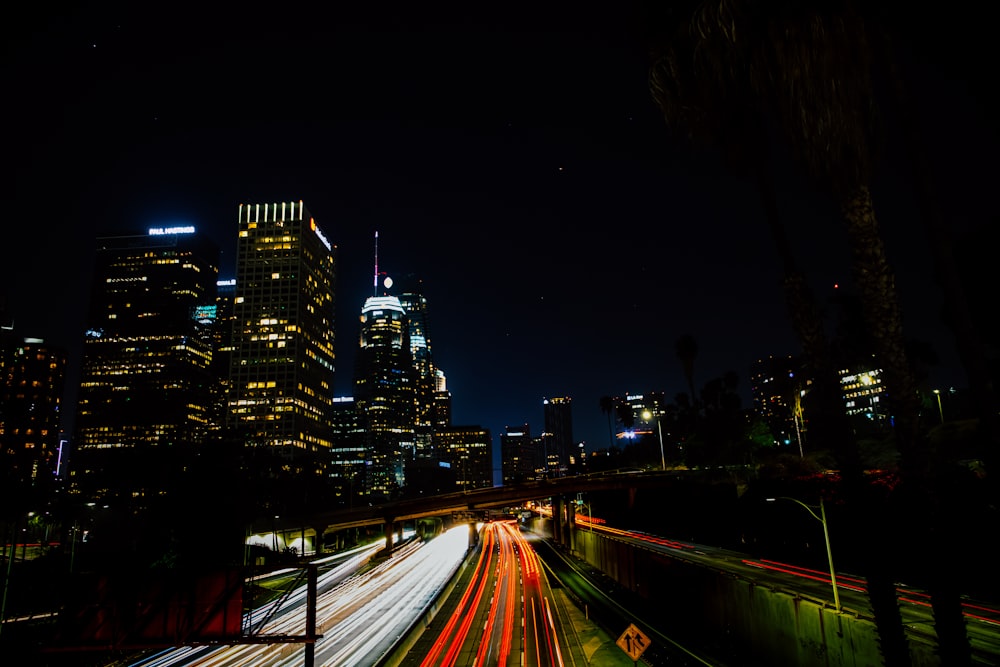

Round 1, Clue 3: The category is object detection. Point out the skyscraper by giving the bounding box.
[542,396,573,476]
[228,201,336,469]
[328,395,366,506]
[501,423,535,485]
[354,292,415,499]
[1,337,67,490]
[432,368,452,430]
[423,425,492,492]
[394,274,435,456]
[72,227,219,505]
[207,278,237,433]
[750,355,803,450]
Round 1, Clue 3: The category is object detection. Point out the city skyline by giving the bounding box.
[3,3,995,454]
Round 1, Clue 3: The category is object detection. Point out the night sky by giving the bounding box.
[3,3,996,454]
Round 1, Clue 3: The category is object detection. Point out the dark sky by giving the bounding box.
[3,2,996,453]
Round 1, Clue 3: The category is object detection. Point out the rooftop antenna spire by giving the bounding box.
[373,231,379,296]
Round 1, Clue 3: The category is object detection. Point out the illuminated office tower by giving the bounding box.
[750,355,803,449]
[206,278,237,432]
[329,396,366,506]
[542,396,573,477]
[436,425,493,490]
[432,368,452,429]
[393,275,436,455]
[354,293,415,500]
[228,201,336,469]
[73,227,219,506]
[839,366,889,425]
[1,337,67,490]
[501,423,535,485]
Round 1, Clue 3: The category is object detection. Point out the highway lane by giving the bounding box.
[407,520,569,667]
[129,526,470,667]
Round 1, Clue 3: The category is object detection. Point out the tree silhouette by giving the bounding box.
[599,395,617,449]
[641,2,964,661]
[674,334,699,411]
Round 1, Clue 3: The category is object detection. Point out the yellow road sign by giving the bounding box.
[616,623,651,661]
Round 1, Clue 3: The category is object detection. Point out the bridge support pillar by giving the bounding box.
[384,521,395,552]
[552,497,564,545]
[468,521,479,548]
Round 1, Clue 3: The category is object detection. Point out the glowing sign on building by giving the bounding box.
[310,219,331,251]
[193,305,217,324]
[148,226,196,236]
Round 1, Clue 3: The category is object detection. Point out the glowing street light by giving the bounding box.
[641,409,666,471]
[933,389,945,425]
[767,496,841,613]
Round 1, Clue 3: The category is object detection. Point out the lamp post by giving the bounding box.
[933,389,945,425]
[767,496,841,612]
[641,410,666,471]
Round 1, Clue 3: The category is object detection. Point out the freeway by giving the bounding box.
[125,511,1000,666]
[405,520,568,667]
[128,527,469,667]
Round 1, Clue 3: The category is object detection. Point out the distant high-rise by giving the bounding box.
[208,278,237,432]
[73,227,219,505]
[839,366,889,425]
[542,396,573,476]
[1,337,67,489]
[329,396,366,506]
[422,424,493,492]
[501,423,535,485]
[750,355,802,450]
[354,293,415,499]
[394,274,436,456]
[228,201,336,466]
[432,369,452,429]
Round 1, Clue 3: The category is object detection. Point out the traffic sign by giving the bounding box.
[616,623,651,661]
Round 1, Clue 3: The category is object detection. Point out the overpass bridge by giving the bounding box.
[250,467,750,556]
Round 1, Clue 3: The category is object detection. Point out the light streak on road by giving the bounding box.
[418,525,496,667]
[571,511,1000,628]
[130,527,469,667]
[415,520,565,667]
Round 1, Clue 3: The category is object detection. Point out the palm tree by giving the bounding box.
[599,395,617,449]
[674,334,699,409]
[648,7,858,476]
[868,13,1000,473]
[616,400,635,432]
[649,2,970,662]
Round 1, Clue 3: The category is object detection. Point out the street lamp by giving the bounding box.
[933,389,944,425]
[767,496,841,613]
[641,410,666,471]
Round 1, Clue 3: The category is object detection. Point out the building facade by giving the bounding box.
[354,294,415,499]
[501,423,535,485]
[432,369,452,430]
[396,280,435,456]
[1,337,67,491]
[72,227,219,505]
[328,396,367,507]
[750,354,804,450]
[227,201,336,469]
[542,396,573,476]
[433,425,493,491]
[839,366,889,426]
